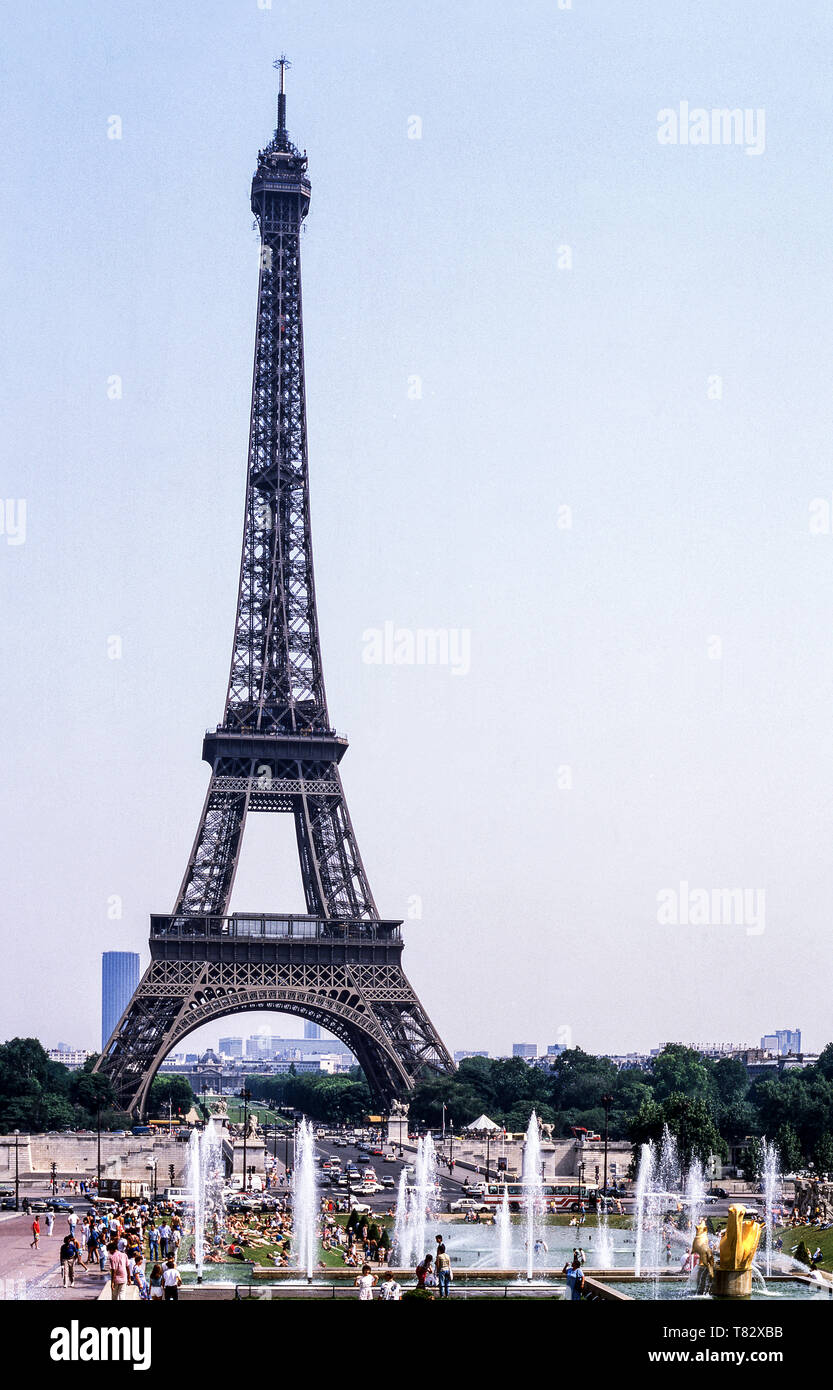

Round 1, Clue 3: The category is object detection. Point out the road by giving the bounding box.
[308,1133,474,1215]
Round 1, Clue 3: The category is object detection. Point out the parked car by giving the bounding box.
[707,1187,729,1199]
[46,1198,75,1212]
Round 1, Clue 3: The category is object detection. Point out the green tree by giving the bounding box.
[812,1132,833,1175]
[650,1045,714,1104]
[775,1123,802,1173]
[147,1074,194,1119]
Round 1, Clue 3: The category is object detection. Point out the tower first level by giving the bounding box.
[101,916,450,1117]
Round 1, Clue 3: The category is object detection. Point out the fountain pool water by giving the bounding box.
[522,1112,545,1280]
[761,1138,782,1277]
[392,1133,439,1269]
[186,1118,226,1281]
[497,1184,512,1269]
[292,1117,318,1280]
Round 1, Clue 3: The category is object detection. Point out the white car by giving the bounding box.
[449,1197,489,1213]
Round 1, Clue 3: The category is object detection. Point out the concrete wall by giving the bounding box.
[0,1134,188,1183]
[406,1134,633,1182]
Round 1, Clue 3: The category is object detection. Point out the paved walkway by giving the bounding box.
[0,1211,108,1302]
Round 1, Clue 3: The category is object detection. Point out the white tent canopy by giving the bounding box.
[464,1114,501,1132]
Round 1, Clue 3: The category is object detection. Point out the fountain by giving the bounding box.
[187,1118,227,1283]
[522,1112,545,1280]
[392,1168,412,1266]
[392,1133,439,1269]
[761,1138,781,1277]
[497,1184,512,1269]
[291,1117,318,1281]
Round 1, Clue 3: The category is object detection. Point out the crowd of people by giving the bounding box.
[26,1195,189,1301]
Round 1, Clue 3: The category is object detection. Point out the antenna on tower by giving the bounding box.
[273,54,291,139]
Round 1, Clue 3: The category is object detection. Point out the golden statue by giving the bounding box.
[718,1205,762,1274]
[692,1220,715,1279]
[689,1204,763,1298]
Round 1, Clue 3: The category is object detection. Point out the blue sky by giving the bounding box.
[2,0,833,1059]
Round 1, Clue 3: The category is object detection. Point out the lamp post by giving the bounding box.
[240,1088,251,1188]
[14,1130,19,1211]
[96,1103,102,1193]
[601,1094,613,1201]
[486,1131,491,1183]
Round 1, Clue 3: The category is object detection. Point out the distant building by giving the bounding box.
[246,1034,272,1059]
[219,1037,243,1058]
[304,1022,322,1039]
[101,952,140,1051]
[547,1044,567,1057]
[761,1029,801,1056]
[46,1046,95,1069]
[454,1050,489,1062]
[513,1043,538,1060]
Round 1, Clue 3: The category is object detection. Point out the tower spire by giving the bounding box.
[273,54,291,140]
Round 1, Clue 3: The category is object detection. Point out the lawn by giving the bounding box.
[777,1224,833,1270]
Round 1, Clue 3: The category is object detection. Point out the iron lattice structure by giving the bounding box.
[95,73,454,1116]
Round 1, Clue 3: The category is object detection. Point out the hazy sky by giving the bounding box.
[3,1,833,1062]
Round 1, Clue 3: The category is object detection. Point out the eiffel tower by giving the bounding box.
[96,61,454,1116]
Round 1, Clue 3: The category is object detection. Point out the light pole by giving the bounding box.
[601,1094,613,1201]
[240,1088,251,1187]
[96,1103,102,1192]
[486,1131,491,1183]
[14,1130,19,1211]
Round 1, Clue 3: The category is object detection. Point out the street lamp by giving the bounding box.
[96,1103,102,1192]
[601,1094,613,1201]
[486,1131,491,1183]
[13,1130,19,1211]
[240,1088,251,1187]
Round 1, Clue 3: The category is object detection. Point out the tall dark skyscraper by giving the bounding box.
[101,952,140,1052]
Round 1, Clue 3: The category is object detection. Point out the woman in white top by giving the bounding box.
[354,1264,377,1300]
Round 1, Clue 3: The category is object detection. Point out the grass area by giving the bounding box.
[777,1225,833,1269]
[208,1098,290,1127]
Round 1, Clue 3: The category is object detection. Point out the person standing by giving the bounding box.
[108,1242,128,1301]
[162,1259,182,1301]
[562,1256,585,1301]
[45,1211,54,1238]
[30,1215,40,1248]
[436,1243,452,1298]
[148,1264,164,1303]
[354,1264,377,1300]
[60,1234,79,1287]
[378,1270,402,1301]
